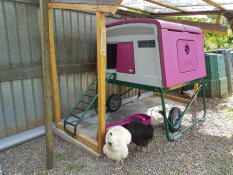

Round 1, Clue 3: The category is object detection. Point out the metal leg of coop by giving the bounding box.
[159,79,206,141]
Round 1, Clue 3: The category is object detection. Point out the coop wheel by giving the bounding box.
[107,94,121,112]
[94,100,107,114]
[168,107,182,133]
[94,100,98,113]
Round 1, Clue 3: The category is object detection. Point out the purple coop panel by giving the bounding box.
[116,42,135,74]
[159,21,206,87]
[106,19,206,88]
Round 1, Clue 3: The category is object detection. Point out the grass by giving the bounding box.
[207,156,233,174]
[66,165,77,171]
[55,152,65,160]
[41,172,48,175]
[66,164,86,172]
[219,105,233,118]
[153,134,163,140]
[203,173,214,175]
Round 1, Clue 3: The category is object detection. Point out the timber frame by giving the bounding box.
[40,0,233,169]
[119,0,233,34]
[43,1,122,156]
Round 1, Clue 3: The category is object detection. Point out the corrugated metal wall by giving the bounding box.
[0,0,140,139]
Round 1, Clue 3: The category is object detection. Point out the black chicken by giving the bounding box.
[124,120,154,151]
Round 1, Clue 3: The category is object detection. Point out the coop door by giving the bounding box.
[116,42,135,74]
[177,40,198,73]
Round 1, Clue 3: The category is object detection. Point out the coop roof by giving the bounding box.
[120,0,233,16]
[50,0,122,5]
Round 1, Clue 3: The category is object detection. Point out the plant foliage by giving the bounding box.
[167,16,233,51]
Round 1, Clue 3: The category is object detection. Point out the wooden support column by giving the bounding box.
[224,12,233,32]
[48,8,61,124]
[96,11,106,154]
[216,14,222,24]
[194,83,199,105]
[39,0,54,169]
[223,51,233,93]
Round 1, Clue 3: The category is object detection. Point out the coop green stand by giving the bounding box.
[107,73,207,141]
[63,72,206,141]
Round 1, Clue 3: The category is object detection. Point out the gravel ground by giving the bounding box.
[0,95,233,175]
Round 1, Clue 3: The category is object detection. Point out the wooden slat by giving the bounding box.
[39,0,54,169]
[166,83,189,91]
[48,3,119,13]
[0,64,96,82]
[57,122,98,152]
[96,11,106,154]
[202,0,226,10]
[144,0,186,12]
[48,9,61,124]
[155,93,189,104]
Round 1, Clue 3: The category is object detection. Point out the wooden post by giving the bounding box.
[194,83,199,104]
[223,51,233,93]
[223,13,233,93]
[48,8,61,124]
[216,14,222,24]
[96,11,106,154]
[39,0,54,169]
[224,12,233,32]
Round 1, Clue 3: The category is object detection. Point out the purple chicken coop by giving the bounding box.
[106,19,206,88]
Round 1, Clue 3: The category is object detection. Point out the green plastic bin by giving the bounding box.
[204,53,228,97]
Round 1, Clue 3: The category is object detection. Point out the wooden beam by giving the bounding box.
[202,0,226,10]
[150,10,233,16]
[117,9,227,34]
[48,9,61,124]
[144,0,186,12]
[155,17,228,34]
[56,122,98,152]
[96,11,106,154]
[216,14,222,24]
[115,0,123,6]
[39,0,54,170]
[48,3,119,13]
[202,29,226,34]
[117,9,153,18]
[155,93,189,104]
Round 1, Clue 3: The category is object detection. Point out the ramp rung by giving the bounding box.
[80,101,89,105]
[88,89,96,92]
[63,74,115,136]
[76,107,85,111]
[65,121,75,126]
[70,114,81,119]
[84,95,94,98]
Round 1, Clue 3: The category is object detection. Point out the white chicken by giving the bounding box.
[183,89,194,98]
[103,126,131,162]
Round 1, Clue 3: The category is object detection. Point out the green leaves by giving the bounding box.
[204,31,233,52]
[166,16,233,52]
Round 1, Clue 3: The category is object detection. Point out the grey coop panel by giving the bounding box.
[50,0,119,5]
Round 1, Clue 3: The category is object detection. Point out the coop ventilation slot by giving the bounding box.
[138,40,155,48]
